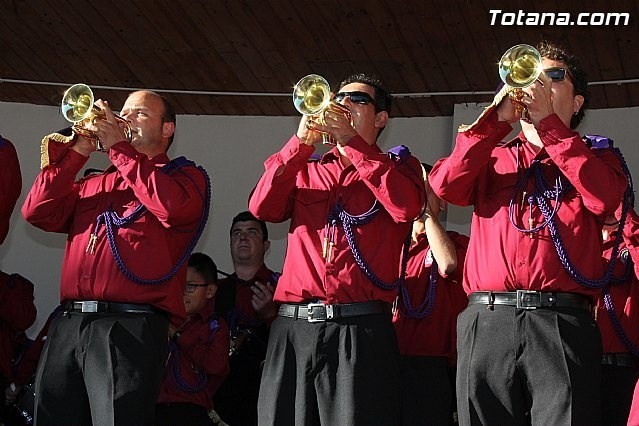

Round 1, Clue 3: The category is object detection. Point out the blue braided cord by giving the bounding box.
[399,257,439,319]
[545,148,633,288]
[509,153,632,289]
[610,249,633,284]
[168,318,220,393]
[508,161,569,235]
[537,177,627,289]
[99,163,211,285]
[602,288,639,357]
[168,340,207,392]
[329,200,409,291]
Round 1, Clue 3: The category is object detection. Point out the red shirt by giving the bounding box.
[216,264,278,327]
[0,138,22,244]
[21,140,208,320]
[595,229,639,354]
[249,135,424,304]
[393,232,469,362]
[157,299,230,409]
[0,272,36,381]
[429,111,627,300]
[629,383,639,426]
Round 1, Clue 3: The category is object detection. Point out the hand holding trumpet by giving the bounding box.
[61,84,132,156]
[496,44,556,128]
[293,74,356,147]
[298,103,357,147]
[71,100,129,156]
[497,71,555,128]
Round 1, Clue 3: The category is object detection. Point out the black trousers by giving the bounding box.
[155,402,213,426]
[257,313,401,426]
[34,311,168,426]
[399,355,453,426]
[601,363,639,425]
[214,329,267,426]
[456,304,602,426]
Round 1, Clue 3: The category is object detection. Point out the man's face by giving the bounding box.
[541,57,584,128]
[230,220,269,265]
[120,91,172,156]
[183,266,215,315]
[334,82,387,145]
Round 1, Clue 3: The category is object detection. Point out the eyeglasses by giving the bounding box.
[333,91,376,106]
[544,67,573,82]
[184,281,210,293]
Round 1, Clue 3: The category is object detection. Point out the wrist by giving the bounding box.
[297,133,314,146]
[70,144,93,157]
[424,212,441,224]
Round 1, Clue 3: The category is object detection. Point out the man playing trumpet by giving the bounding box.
[428,41,627,425]
[250,73,424,426]
[22,90,210,425]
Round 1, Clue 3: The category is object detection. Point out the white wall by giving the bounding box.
[3,100,637,335]
[0,101,451,336]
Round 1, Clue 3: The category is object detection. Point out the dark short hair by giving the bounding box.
[338,73,392,115]
[231,211,269,241]
[536,40,589,129]
[188,252,218,284]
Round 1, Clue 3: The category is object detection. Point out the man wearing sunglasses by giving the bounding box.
[249,73,424,426]
[429,41,627,425]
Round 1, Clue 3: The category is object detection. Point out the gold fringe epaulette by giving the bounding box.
[458,85,510,133]
[40,132,74,169]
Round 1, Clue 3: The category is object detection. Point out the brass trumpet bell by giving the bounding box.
[61,83,96,123]
[498,44,542,88]
[60,83,132,151]
[293,74,332,116]
[292,74,352,145]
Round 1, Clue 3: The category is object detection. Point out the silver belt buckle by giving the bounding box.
[516,290,539,310]
[307,303,334,322]
[80,301,99,313]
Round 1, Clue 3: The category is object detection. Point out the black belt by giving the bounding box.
[278,301,391,322]
[602,352,639,368]
[468,291,591,311]
[64,301,163,315]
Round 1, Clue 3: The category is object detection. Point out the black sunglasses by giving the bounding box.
[544,67,573,82]
[333,91,376,106]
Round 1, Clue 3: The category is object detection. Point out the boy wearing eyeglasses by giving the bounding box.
[156,252,230,426]
[250,73,424,426]
[429,41,627,425]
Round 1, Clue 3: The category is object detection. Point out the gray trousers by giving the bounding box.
[456,304,602,426]
[34,311,168,426]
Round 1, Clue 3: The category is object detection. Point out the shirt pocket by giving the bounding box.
[291,189,330,231]
[475,169,518,221]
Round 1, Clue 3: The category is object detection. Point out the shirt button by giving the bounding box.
[83,275,90,279]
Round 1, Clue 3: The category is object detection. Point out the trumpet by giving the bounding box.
[498,44,542,121]
[61,83,132,151]
[292,74,352,145]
